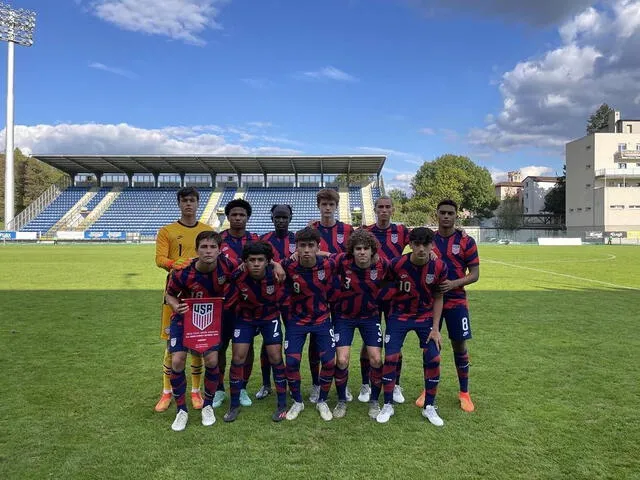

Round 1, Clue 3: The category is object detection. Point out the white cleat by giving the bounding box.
[345,386,353,402]
[422,405,444,427]
[333,401,347,419]
[316,401,333,421]
[286,401,305,421]
[201,405,216,426]
[309,384,321,404]
[171,410,189,431]
[376,403,395,424]
[393,385,405,404]
[368,401,381,420]
[358,384,371,403]
[255,385,272,399]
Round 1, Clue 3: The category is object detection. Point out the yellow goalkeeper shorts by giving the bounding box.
[160,302,173,340]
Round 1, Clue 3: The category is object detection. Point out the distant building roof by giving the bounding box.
[523,176,558,183]
[495,181,522,187]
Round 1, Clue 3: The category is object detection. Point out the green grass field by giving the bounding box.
[1,244,639,479]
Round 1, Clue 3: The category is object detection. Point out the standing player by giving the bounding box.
[154,187,213,413]
[164,231,237,431]
[308,188,354,403]
[281,227,337,421]
[332,229,390,419]
[223,241,289,422]
[256,204,296,399]
[415,199,479,412]
[214,199,260,408]
[361,195,411,404]
[375,227,448,427]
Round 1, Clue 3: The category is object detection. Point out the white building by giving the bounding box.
[566,109,640,236]
[494,170,522,201]
[522,176,558,214]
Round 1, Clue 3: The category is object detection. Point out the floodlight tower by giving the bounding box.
[0,3,35,230]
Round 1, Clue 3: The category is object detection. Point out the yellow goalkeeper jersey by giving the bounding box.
[155,221,214,271]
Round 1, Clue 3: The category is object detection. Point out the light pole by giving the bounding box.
[0,3,35,230]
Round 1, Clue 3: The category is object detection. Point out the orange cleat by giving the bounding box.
[154,392,172,412]
[415,389,426,408]
[459,392,475,412]
[191,391,204,410]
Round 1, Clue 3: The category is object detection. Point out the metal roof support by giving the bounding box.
[153,172,159,188]
[320,157,324,187]
[180,172,185,188]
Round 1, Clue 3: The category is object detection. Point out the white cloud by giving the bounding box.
[470,0,640,153]
[418,127,435,135]
[89,62,137,79]
[299,66,358,82]
[490,165,557,182]
[357,146,425,166]
[87,0,229,46]
[1,123,302,157]
[382,169,414,193]
[246,121,273,129]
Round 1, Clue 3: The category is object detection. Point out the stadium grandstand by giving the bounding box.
[12,155,386,239]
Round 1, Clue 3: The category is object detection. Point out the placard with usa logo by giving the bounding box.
[183,297,223,353]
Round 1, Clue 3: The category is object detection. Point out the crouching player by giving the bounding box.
[224,241,289,422]
[332,229,390,419]
[281,227,337,421]
[165,231,238,431]
[375,227,448,426]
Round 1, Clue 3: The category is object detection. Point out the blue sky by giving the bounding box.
[2,0,640,191]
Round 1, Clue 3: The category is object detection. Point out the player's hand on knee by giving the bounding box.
[427,329,442,351]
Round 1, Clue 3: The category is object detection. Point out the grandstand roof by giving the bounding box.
[32,154,386,176]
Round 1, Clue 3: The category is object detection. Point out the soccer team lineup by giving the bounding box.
[158,186,478,431]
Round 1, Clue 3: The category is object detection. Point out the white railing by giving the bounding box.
[595,168,640,177]
[11,176,72,231]
[614,150,640,162]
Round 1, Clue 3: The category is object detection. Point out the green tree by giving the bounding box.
[586,103,614,134]
[543,165,565,215]
[494,194,523,232]
[388,188,408,206]
[334,173,375,186]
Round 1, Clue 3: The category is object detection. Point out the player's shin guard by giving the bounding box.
[272,361,287,409]
[260,345,271,388]
[382,354,400,405]
[190,353,203,391]
[203,365,220,408]
[229,362,244,408]
[318,356,335,403]
[423,347,441,407]
[369,365,383,402]
[217,342,228,392]
[359,346,370,385]
[334,366,349,402]
[308,341,320,386]
[454,350,470,393]
[162,349,172,392]
[170,369,188,412]
[285,353,302,403]
[396,352,403,386]
[242,346,254,390]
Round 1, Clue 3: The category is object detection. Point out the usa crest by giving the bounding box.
[289,243,296,253]
[370,269,378,281]
[192,303,214,331]
[391,233,398,244]
[318,269,326,281]
[337,233,344,244]
[234,329,241,338]
[266,285,275,295]
[426,274,435,284]
[452,244,460,255]
[218,276,226,285]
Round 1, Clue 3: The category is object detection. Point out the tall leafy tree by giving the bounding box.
[494,194,523,232]
[543,165,566,215]
[586,103,614,134]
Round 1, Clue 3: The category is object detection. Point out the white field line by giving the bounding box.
[510,254,617,265]
[484,258,640,291]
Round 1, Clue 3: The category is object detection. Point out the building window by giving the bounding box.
[629,205,640,209]
[627,125,633,133]
[569,208,574,213]
[577,208,582,212]
[636,144,640,151]
[619,143,627,152]
[610,205,625,209]
[586,207,592,211]
[585,164,591,169]
[586,184,591,188]
[586,145,591,150]
[619,163,627,169]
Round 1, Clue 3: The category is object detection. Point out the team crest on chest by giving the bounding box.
[337,234,344,244]
[391,233,398,244]
[218,276,226,285]
[289,243,296,253]
[452,244,460,255]
[426,273,435,284]
[318,269,326,281]
[266,285,275,295]
[370,269,378,281]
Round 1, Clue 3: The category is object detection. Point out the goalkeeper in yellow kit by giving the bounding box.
[154,187,214,412]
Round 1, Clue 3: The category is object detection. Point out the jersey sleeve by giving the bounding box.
[165,270,184,297]
[155,227,173,271]
[401,225,411,247]
[464,236,480,266]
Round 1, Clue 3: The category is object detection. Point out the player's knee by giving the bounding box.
[336,351,349,369]
[451,340,466,353]
[171,352,187,371]
[203,352,218,368]
[266,345,283,365]
[286,355,300,370]
[369,351,382,368]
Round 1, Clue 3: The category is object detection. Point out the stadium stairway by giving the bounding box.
[361,182,375,226]
[338,187,351,223]
[47,187,100,235]
[220,187,246,230]
[200,187,223,227]
[75,187,122,230]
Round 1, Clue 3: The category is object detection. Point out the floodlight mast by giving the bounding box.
[0,3,35,230]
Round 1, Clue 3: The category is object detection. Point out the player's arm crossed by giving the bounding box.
[439,265,479,294]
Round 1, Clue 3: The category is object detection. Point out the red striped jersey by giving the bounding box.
[387,254,448,322]
[310,220,354,254]
[227,264,287,323]
[363,223,411,260]
[165,256,238,301]
[260,230,296,262]
[432,231,479,308]
[220,230,259,262]
[333,254,391,319]
[281,255,337,326]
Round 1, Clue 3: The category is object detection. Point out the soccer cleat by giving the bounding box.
[286,401,305,421]
[309,384,321,404]
[154,392,172,412]
[272,406,288,422]
[376,403,395,424]
[316,401,333,421]
[212,390,227,408]
[201,405,216,426]
[333,401,347,419]
[191,391,204,410]
[368,401,381,420]
[393,385,405,404]
[357,384,371,403]
[255,385,272,400]
[415,389,426,408]
[223,406,241,423]
[345,386,354,402]
[422,405,444,427]
[239,389,253,407]
[459,392,475,412]
[171,410,188,432]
